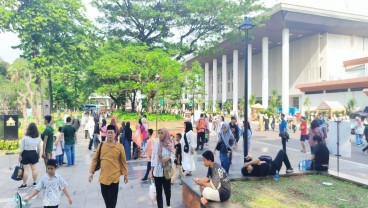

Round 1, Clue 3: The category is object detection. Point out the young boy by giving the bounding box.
[141,129,154,182]
[24,159,72,207]
[54,127,64,166]
[172,133,185,184]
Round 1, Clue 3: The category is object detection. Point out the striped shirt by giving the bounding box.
[151,142,175,177]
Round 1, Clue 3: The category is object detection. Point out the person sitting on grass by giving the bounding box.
[241,149,294,177]
[194,150,231,205]
[311,135,329,171]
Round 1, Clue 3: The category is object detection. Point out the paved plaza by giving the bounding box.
[0,122,367,208]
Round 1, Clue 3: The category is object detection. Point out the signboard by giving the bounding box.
[327,121,351,157]
[189,102,193,107]
[4,115,18,141]
[159,98,164,107]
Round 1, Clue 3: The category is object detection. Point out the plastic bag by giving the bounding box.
[149,180,156,201]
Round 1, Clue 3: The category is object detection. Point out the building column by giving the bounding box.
[248,44,252,102]
[212,59,217,112]
[262,37,269,108]
[205,62,209,110]
[233,50,238,115]
[282,28,290,115]
[222,55,227,104]
[182,93,185,113]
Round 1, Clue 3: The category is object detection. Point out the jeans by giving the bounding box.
[220,151,232,173]
[101,182,119,208]
[64,144,75,166]
[93,134,100,149]
[197,132,205,149]
[55,149,64,166]
[281,137,287,152]
[271,150,292,174]
[154,176,171,208]
[142,162,151,180]
[355,134,363,145]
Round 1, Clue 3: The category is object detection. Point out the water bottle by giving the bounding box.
[299,161,303,170]
[302,161,306,171]
[274,170,279,181]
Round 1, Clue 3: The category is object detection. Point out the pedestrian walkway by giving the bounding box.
[0,126,367,208]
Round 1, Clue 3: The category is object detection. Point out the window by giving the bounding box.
[228,83,230,92]
[325,89,348,93]
[305,91,324,95]
[351,87,364,92]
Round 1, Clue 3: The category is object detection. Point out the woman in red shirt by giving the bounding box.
[299,116,308,153]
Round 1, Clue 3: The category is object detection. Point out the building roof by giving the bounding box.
[343,57,368,67]
[296,77,368,92]
[316,101,345,111]
[186,3,368,66]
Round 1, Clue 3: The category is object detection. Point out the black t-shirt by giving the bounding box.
[229,123,239,139]
[207,163,231,201]
[250,162,271,176]
[174,143,182,165]
[312,143,329,171]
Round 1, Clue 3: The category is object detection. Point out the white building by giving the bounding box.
[185,0,368,116]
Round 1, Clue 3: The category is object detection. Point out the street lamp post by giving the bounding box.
[155,74,160,135]
[238,17,255,162]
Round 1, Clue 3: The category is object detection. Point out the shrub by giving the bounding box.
[0,140,19,150]
[111,111,182,121]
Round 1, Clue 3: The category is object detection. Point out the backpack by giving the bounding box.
[259,155,272,163]
[197,119,206,131]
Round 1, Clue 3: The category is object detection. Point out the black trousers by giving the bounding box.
[154,176,171,208]
[197,132,205,149]
[271,150,292,173]
[281,137,287,152]
[101,182,119,208]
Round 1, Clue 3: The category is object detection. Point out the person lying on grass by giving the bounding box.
[194,150,231,205]
[241,149,294,177]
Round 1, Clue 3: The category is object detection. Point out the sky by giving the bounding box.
[0,0,366,64]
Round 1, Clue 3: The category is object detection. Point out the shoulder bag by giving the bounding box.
[159,145,175,180]
[183,133,189,153]
[95,142,103,172]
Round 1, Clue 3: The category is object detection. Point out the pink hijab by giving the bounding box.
[133,123,142,147]
[110,117,119,134]
[159,128,174,153]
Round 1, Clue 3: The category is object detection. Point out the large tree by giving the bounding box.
[90,41,183,112]
[0,0,98,111]
[92,0,267,60]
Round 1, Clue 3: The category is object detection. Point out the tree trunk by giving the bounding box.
[48,69,53,114]
[131,90,137,112]
[109,93,120,109]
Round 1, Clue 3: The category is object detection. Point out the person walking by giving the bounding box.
[171,133,185,184]
[279,114,288,152]
[140,119,149,155]
[182,121,196,176]
[299,116,308,153]
[24,159,72,207]
[57,117,76,167]
[83,112,90,140]
[361,125,368,154]
[89,125,129,208]
[110,118,120,141]
[100,119,107,142]
[55,127,65,166]
[355,117,365,146]
[18,123,41,189]
[229,116,240,147]
[118,121,125,144]
[133,123,142,159]
[213,122,235,174]
[149,128,175,208]
[123,122,132,160]
[41,115,54,167]
[141,129,155,182]
[196,113,207,150]
[87,116,95,150]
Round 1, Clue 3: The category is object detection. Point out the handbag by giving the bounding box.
[148,180,157,201]
[183,133,189,153]
[163,160,175,180]
[95,142,103,172]
[11,164,24,181]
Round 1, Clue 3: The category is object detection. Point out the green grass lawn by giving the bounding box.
[231,174,368,208]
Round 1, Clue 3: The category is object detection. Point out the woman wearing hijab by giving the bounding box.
[100,119,107,142]
[132,123,142,159]
[181,121,196,176]
[87,116,95,150]
[149,128,175,208]
[355,117,365,146]
[110,117,119,141]
[123,122,132,161]
[139,119,149,154]
[308,119,324,152]
[119,121,125,144]
[213,122,235,173]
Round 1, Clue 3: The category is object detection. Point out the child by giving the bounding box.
[141,129,154,182]
[54,127,64,166]
[24,159,72,207]
[171,133,185,184]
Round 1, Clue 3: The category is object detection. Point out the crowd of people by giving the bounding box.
[17,109,367,208]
